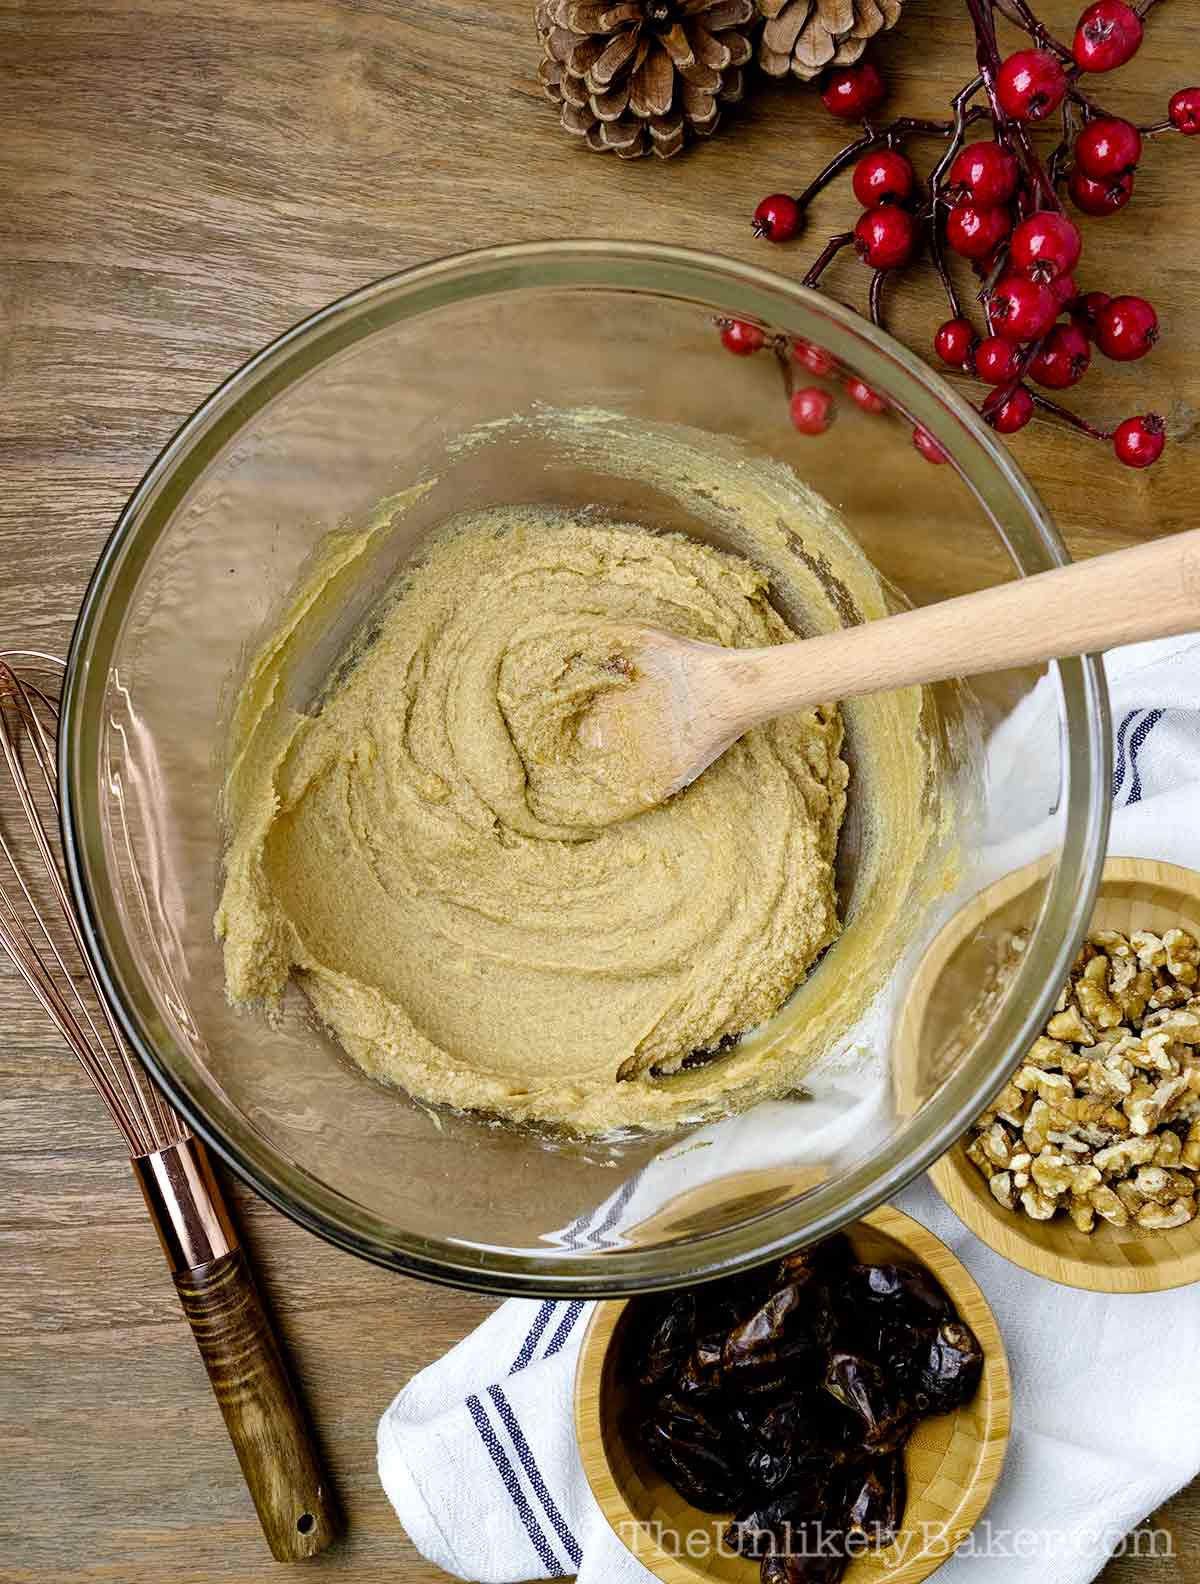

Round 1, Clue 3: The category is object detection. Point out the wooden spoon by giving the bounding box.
[581,529,1200,811]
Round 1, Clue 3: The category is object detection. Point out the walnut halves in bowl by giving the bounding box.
[963,928,1200,1234]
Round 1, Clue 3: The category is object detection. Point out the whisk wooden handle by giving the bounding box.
[0,659,339,1563]
[174,1247,340,1562]
[132,1135,340,1561]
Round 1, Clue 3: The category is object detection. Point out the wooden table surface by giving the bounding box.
[1,0,1197,1579]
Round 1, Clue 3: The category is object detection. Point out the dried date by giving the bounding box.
[623,1236,984,1584]
[639,1394,747,1511]
[912,1321,985,1415]
[723,1277,835,1395]
[846,1451,906,1546]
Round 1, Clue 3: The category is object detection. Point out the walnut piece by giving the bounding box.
[1089,1184,1129,1227]
[1031,1150,1073,1197]
[1020,1185,1056,1220]
[961,925,1200,1238]
[1068,1199,1096,1233]
[1137,1196,1195,1230]
[1163,929,1199,986]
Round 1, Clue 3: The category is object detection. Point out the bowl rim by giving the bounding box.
[58,239,1111,1295]
[925,855,1200,1293]
[573,1202,1012,1584]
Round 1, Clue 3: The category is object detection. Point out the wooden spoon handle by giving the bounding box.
[174,1247,341,1561]
[746,527,1200,721]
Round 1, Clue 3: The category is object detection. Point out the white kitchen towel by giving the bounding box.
[379,635,1200,1584]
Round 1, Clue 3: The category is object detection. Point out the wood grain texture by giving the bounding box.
[0,0,1198,1579]
[173,1247,342,1561]
[908,858,1200,1293]
[576,1204,1011,1584]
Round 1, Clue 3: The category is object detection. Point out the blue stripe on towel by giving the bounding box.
[510,1302,556,1374]
[487,1385,584,1570]
[543,1301,585,1358]
[560,1207,596,1251]
[1112,709,1140,800]
[467,1393,565,1576]
[560,1166,645,1251]
[581,1170,644,1250]
[1126,709,1164,805]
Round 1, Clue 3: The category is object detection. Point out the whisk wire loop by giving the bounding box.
[0,657,185,1154]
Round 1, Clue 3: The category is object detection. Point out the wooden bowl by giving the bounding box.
[910,857,1200,1294]
[575,1205,1010,1584]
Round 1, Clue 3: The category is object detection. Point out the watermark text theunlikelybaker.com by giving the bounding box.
[619,1516,1175,1568]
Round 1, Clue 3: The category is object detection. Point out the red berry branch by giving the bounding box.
[732,0,1197,468]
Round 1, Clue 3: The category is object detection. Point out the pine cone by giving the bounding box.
[535,0,757,160]
[757,0,902,81]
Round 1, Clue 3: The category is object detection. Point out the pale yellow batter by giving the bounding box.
[216,509,849,1132]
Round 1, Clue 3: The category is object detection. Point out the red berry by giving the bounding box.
[789,387,835,435]
[1010,212,1082,282]
[948,142,1019,208]
[793,339,836,377]
[852,149,915,207]
[1073,0,1143,72]
[996,50,1068,122]
[1051,272,1079,307]
[1069,166,1134,216]
[1095,295,1159,360]
[822,63,885,119]
[1113,413,1166,468]
[720,319,765,356]
[974,335,1020,385]
[1075,118,1142,180]
[912,425,948,464]
[844,377,887,413]
[1071,289,1112,337]
[990,275,1059,342]
[753,193,803,243]
[854,205,917,269]
[934,317,977,368]
[1029,323,1092,388]
[946,201,1012,261]
[987,384,1035,434]
[1169,87,1200,135]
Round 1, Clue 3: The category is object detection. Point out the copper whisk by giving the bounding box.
[0,652,339,1562]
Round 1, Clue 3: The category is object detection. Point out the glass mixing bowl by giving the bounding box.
[60,241,1110,1296]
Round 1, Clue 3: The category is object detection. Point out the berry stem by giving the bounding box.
[978,330,1043,416]
[993,0,1074,62]
[791,110,987,212]
[966,0,1062,214]
[964,0,1014,140]
[773,337,796,400]
[976,246,1010,305]
[924,77,989,323]
[802,230,855,287]
[794,138,878,209]
[929,215,966,320]
[869,267,887,327]
[1048,96,1086,185]
[927,76,987,193]
[1028,391,1114,440]
[1066,88,1115,123]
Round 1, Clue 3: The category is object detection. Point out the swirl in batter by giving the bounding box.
[217,507,849,1133]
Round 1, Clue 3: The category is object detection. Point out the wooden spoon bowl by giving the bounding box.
[582,531,1200,809]
[575,1203,1010,1584]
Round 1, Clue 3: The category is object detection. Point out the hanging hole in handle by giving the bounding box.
[297,1513,316,1535]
